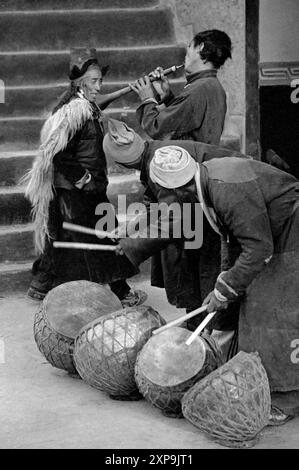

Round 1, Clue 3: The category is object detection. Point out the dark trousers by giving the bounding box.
[30,188,137,299]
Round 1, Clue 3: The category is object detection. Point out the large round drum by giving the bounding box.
[182,351,271,448]
[34,281,122,374]
[74,305,166,399]
[134,327,222,417]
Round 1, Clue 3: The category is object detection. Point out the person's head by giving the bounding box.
[103,119,146,170]
[184,29,232,74]
[69,47,109,102]
[52,48,109,113]
[150,146,197,189]
[150,147,203,249]
[73,65,103,102]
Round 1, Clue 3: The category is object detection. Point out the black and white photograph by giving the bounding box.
[0,0,298,452]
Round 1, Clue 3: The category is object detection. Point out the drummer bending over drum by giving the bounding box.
[23,48,147,307]
[103,119,246,339]
[104,128,299,426]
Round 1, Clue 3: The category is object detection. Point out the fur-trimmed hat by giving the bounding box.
[69,47,109,80]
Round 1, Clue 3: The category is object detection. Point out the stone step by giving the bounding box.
[0,186,32,225]
[0,148,137,187]
[0,224,35,263]
[0,0,158,10]
[0,8,174,51]
[0,111,241,153]
[0,151,35,187]
[2,79,185,117]
[0,110,143,151]
[0,256,151,296]
[0,260,32,295]
[0,130,241,187]
[0,46,185,87]
[0,173,144,225]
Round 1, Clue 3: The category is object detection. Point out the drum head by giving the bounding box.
[44,281,122,339]
[139,327,206,387]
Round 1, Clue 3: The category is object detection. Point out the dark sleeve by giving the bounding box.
[120,189,184,267]
[135,92,206,140]
[53,133,87,184]
[211,181,274,299]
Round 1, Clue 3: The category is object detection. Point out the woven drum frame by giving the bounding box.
[34,306,77,374]
[182,351,271,447]
[74,306,166,398]
[135,333,221,418]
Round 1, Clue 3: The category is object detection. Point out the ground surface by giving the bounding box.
[0,280,298,450]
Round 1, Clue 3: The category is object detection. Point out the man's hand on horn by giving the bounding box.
[129,76,156,102]
[149,67,171,103]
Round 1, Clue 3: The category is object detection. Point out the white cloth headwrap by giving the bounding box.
[150,146,197,189]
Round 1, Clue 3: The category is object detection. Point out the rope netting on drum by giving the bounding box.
[74,307,165,397]
[34,308,77,374]
[182,352,271,443]
[134,370,188,416]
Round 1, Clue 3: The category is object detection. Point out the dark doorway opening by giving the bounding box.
[260,86,299,179]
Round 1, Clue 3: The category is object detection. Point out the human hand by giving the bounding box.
[149,67,171,102]
[202,291,228,313]
[83,177,97,193]
[109,223,127,240]
[114,244,125,256]
[129,76,156,102]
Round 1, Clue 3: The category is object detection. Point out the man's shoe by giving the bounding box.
[268,405,294,426]
[121,289,148,308]
[27,287,48,301]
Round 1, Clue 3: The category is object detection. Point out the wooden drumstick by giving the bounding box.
[152,305,208,336]
[185,311,217,346]
[53,241,117,251]
[63,222,116,239]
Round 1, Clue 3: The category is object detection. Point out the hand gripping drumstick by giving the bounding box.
[152,305,209,336]
[53,241,117,251]
[185,311,217,346]
[62,221,116,240]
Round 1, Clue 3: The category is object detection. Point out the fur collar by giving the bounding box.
[22,96,96,254]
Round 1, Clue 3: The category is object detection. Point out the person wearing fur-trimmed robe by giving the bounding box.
[23,48,146,307]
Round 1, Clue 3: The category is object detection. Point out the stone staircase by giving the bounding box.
[0,0,187,294]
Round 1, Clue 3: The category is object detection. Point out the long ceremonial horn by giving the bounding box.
[98,64,184,109]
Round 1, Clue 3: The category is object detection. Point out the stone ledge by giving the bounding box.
[0,8,175,51]
[0,0,158,10]
[0,47,185,86]
[0,173,145,224]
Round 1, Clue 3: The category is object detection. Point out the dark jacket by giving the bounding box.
[136,70,227,144]
[200,157,299,299]
[35,99,137,287]
[199,157,299,391]
[53,102,108,193]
